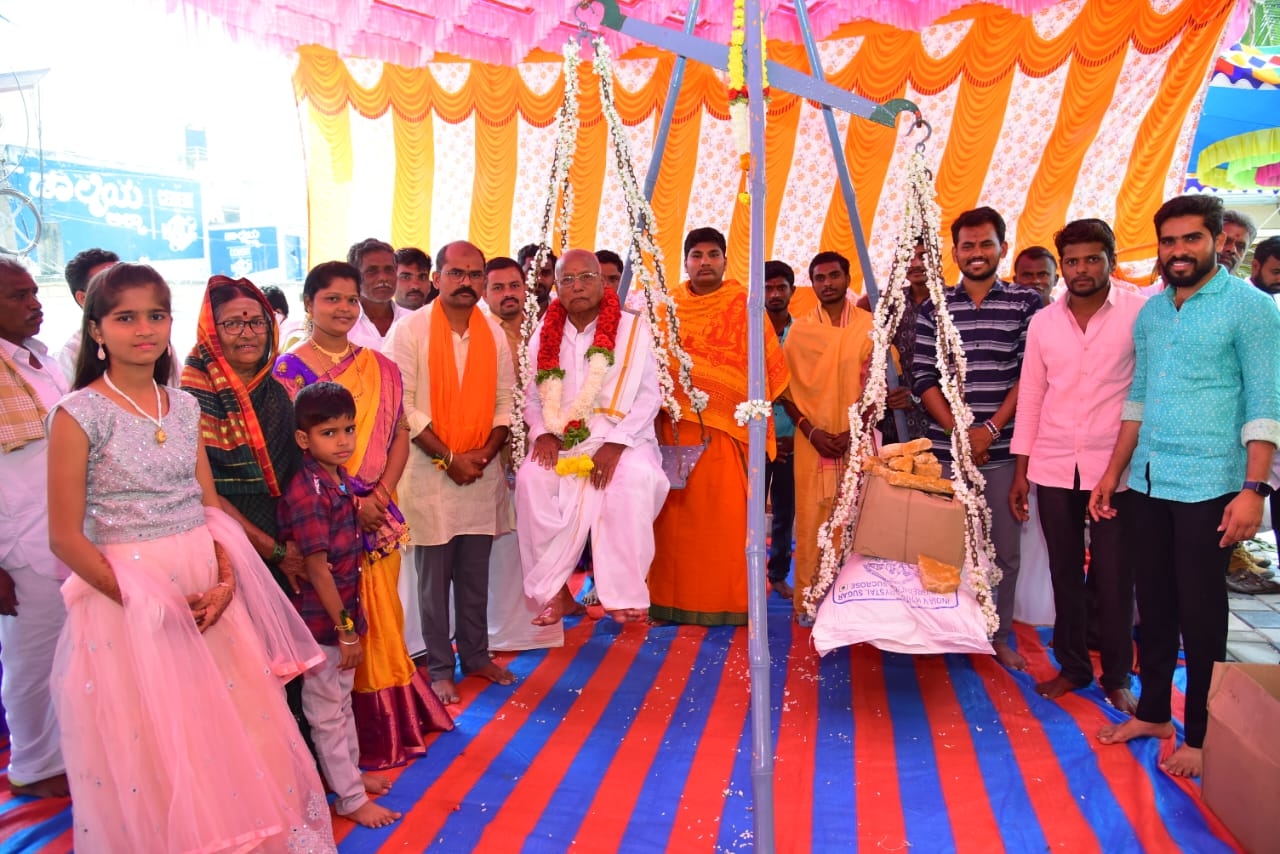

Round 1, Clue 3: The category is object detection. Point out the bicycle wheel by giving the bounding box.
[0,186,42,256]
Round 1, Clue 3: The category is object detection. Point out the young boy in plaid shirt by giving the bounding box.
[277,382,401,828]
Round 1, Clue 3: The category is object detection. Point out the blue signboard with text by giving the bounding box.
[13,152,204,262]
[209,226,280,279]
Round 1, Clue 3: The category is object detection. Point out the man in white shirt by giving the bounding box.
[347,238,413,350]
[0,258,70,798]
[55,247,118,383]
[515,249,668,624]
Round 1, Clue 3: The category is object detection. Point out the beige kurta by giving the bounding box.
[383,303,516,546]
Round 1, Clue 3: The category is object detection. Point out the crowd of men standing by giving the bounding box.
[1,190,1278,822]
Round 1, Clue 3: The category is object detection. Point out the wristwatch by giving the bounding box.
[1242,480,1275,497]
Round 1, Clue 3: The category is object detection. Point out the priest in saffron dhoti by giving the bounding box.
[779,251,880,621]
[516,249,669,624]
[648,228,790,626]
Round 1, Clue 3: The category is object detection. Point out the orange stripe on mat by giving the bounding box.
[971,651,1102,854]
[850,644,907,851]
[773,623,818,854]
[573,626,706,853]
[913,655,1002,854]
[664,630,752,851]
[380,623,598,847]
[475,624,648,846]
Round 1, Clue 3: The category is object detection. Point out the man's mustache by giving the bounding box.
[455,286,478,298]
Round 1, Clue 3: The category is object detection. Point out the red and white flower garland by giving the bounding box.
[535,286,621,448]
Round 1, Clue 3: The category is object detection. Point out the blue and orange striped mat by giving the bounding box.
[0,596,1240,852]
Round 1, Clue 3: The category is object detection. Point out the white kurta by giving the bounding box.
[0,336,69,785]
[515,310,669,611]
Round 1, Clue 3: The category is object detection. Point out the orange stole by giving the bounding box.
[784,304,877,616]
[660,280,789,449]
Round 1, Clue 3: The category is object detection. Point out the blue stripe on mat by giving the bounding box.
[883,652,955,854]
[943,654,1049,853]
[622,624,734,849]
[525,622,675,852]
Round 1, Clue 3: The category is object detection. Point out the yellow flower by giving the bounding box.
[555,455,595,478]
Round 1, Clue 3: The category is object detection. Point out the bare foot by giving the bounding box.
[1035,674,1086,699]
[993,641,1027,671]
[1097,716,1175,745]
[557,584,587,617]
[362,773,392,795]
[1105,687,1139,715]
[470,661,516,686]
[1160,744,1203,777]
[431,678,460,705]
[606,608,649,624]
[343,800,402,828]
[8,772,70,799]
[532,599,565,627]
[771,579,794,600]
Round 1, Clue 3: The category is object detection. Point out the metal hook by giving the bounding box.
[909,113,933,153]
[573,0,596,43]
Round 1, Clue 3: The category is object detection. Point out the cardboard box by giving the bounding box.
[850,474,966,569]
[1203,662,1280,854]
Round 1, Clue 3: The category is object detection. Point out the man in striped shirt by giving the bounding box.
[914,207,1043,670]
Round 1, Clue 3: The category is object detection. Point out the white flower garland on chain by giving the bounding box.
[511,37,709,466]
[512,39,581,467]
[591,37,708,419]
[803,148,1001,636]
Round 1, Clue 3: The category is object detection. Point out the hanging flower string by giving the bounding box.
[803,147,1001,637]
[591,36,708,421]
[728,0,769,205]
[513,38,581,467]
[513,36,708,466]
[733,399,772,426]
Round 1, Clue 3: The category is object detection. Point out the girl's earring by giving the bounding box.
[97,343,106,360]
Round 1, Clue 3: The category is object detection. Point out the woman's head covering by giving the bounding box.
[181,276,288,497]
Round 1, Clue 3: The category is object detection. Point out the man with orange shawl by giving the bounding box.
[778,252,878,622]
[648,228,790,626]
[385,240,517,706]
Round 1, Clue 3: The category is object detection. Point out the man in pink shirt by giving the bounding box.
[1009,219,1145,713]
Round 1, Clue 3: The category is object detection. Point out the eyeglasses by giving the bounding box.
[442,268,486,284]
[557,272,600,287]
[217,318,269,335]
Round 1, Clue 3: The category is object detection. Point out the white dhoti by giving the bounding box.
[516,442,668,612]
[0,567,66,785]
[487,528,564,651]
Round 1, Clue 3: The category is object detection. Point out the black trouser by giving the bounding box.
[764,453,795,583]
[1130,491,1232,748]
[1037,481,1134,691]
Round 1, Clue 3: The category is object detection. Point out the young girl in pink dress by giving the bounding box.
[46,263,337,853]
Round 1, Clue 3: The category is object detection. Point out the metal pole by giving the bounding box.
[744,0,775,849]
[617,0,701,301]
[793,1,910,442]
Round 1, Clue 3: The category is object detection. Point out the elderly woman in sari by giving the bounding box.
[274,260,452,770]
[182,277,314,738]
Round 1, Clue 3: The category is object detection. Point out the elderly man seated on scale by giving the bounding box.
[515,249,669,624]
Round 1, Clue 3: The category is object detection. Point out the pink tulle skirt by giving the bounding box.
[53,523,337,853]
